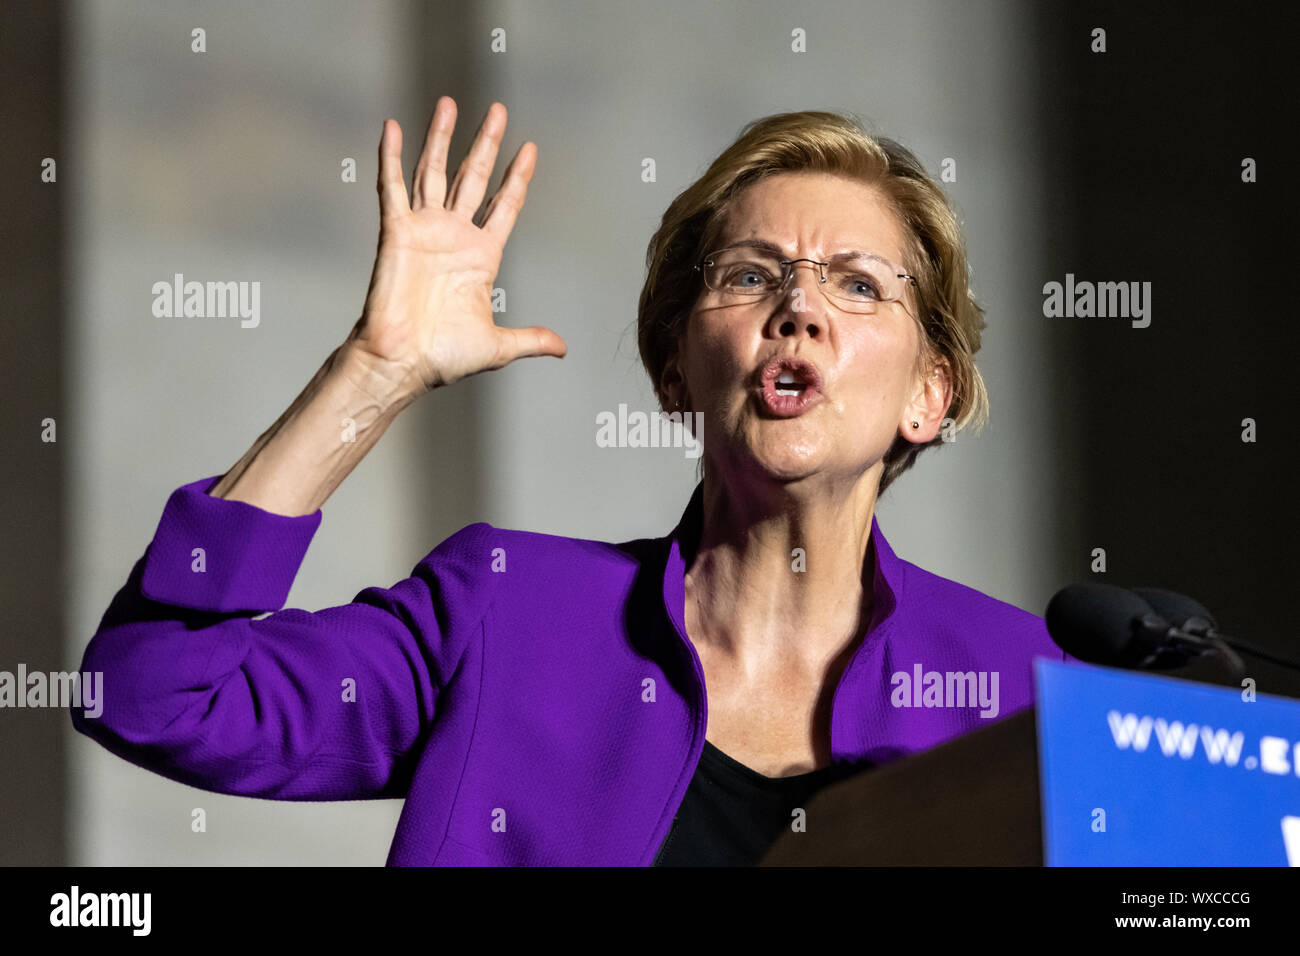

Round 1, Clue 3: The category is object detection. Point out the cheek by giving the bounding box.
[684,319,749,396]
[837,328,918,416]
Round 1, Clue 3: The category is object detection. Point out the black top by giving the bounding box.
[653,740,872,866]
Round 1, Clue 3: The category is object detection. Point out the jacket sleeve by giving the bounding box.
[70,474,493,801]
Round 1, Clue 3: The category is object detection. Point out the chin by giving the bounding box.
[747,445,829,483]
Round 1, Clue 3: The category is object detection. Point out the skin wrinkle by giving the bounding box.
[667,171,953,776]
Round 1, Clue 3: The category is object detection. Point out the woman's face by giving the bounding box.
[675,170,948,490]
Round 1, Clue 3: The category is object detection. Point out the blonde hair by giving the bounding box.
[637,109,989,494]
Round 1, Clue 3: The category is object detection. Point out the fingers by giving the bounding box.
[445,102,506,218]
[377,119,410,218]
[411,96,456,211]
[493,325,568,367]
[477,141,537,241]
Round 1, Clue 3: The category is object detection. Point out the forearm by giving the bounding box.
[209,342,418,516]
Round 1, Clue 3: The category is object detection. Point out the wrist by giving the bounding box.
[332,341,424,414]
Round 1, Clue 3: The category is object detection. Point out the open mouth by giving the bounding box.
[758,356,825,417]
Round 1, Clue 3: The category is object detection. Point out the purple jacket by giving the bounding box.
[72,474,1067,865]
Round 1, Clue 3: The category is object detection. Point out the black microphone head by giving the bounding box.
[1045,583,1158,666]
[1131,586,1218,631]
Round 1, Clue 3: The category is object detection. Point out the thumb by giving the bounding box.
[493,325,568,367]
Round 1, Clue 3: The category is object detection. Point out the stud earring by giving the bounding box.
[910,421,919,429]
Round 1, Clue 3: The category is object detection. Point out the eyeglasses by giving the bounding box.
[695,247,917,315]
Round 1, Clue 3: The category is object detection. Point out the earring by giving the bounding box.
[910,421,919,429]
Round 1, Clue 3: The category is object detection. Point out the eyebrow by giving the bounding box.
[714,238,892,263]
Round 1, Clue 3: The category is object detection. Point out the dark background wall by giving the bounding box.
[1,1,65,866]
[1034,1,1298,694]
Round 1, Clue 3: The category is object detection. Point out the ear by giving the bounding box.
[899,357,953,444]
[659,356,687,411]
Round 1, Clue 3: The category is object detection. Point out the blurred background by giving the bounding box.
[1,0,1294,864]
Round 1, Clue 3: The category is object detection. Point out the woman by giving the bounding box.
[73,97,1067,866]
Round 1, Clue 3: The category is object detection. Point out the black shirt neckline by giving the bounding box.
[701,740,844,787]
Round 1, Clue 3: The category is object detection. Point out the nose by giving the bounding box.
[766,259,826,339]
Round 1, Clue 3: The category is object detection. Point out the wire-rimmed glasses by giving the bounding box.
[695,246,917,315]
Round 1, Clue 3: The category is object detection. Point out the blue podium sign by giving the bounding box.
[1035,658,1300,866]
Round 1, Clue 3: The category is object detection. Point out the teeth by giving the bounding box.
[770,365,811,398]
[774,368,805,397]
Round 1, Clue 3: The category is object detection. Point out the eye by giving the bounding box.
[721,262,777,290]
[829,257,895,302]
[844,275,883,300]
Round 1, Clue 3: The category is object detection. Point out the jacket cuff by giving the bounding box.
[139,475,323,613]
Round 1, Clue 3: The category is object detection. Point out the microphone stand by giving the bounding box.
[1133,613,1247,684]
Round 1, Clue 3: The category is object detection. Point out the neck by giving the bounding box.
[683,468,881,677]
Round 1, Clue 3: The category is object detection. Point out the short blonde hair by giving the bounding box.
[637,109,989,494]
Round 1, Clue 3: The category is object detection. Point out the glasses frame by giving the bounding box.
[694,248,919,316]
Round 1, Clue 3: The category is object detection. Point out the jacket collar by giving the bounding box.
[661,482,902,644]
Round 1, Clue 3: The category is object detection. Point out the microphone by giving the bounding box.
[1046,584,1300,679]
[1131,587,1217,635]
[1045,583,1218,671]
[1132,586,1300,673]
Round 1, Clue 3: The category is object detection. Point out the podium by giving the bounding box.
[761,709,1042,866]
[761,660,1300,866]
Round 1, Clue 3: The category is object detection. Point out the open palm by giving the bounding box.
[347,97,566,396]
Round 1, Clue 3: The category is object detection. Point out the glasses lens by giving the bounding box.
[702,249,783,295]
[823,256,906,313]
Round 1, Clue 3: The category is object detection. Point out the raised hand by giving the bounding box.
[346,97,566,397]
